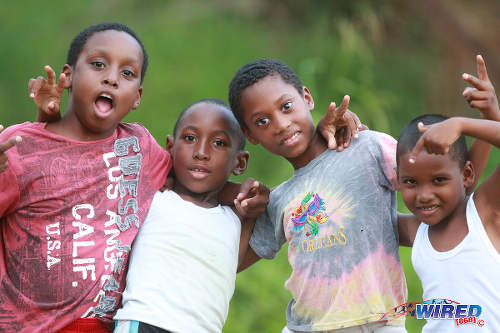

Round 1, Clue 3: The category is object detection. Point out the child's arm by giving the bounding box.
[229,179,269,272]
[316,95,365,152]
[397,213,420,247]
[28,65,66,122]
[0,125,21,173]
[461,55,500,193]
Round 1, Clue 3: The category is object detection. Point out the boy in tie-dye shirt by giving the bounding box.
[229,58,407,332]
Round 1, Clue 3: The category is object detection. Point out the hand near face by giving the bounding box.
[234,179,270,219]
[317,95,365,151]
[28,65,67,122]
[408,119,462,163]
[462,55,500,121]
[0,125,22,173]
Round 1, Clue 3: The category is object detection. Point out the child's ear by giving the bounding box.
[241,126,259,145]
[463,160,475,189]
[166,135,174,153]
[302,86,315,112]
[62,64,73,89]
[232,151,249,176]
[132,87,143,110]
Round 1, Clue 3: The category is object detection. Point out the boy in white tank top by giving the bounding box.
[396,55,500,332]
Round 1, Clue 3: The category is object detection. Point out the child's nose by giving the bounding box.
[416,188,434,203]
[102,77,118,88]
[274,114,291,134]
[193,141,210,160]
[102,68,120,88]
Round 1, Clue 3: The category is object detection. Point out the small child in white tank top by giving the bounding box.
[396,55,500,332]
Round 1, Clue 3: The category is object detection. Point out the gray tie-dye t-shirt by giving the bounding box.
[250,130,407,331]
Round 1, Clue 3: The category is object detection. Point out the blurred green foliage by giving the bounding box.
[1,1,498,332]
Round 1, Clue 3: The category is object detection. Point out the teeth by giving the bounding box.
[100,93,112,100]
[421,206,437,211]
[284,132,299,144]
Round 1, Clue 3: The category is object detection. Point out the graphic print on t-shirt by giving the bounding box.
[286,189,353,256]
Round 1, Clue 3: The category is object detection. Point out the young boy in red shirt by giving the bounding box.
[0,23,171,332]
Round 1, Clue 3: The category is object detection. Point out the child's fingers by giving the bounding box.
[237,178,256,201]
[345,111,359,139]
[57,73,67,93]
[462,73,488,91]
[408,123,428,163]
[322,127,337,150]
[48,101,60,114]
[45,65,56,86]
[469,100,491,110]
[476,55,490,82]
[463,89,490,102]
[30,77,45,98]
[0,136,22,153]
[342,126,350,148]
[336,95,350,116]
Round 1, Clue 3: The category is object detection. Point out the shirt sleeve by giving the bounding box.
[143,126,172,191]
[0,149,20,218]
[372,131,397,190]
[249,209,284,260]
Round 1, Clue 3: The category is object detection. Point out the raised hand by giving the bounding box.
[234,179,270,219]
[408,119,462,163]
[317,95,364,151]
[28,65,67,122]
[0,125,22,173]
[462,55,500,121]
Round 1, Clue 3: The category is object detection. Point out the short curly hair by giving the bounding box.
[228,58,303,128]
[66,23,148,85]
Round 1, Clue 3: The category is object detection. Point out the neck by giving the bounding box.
[45,107,115,141]
[172,184,220,209]
[288,132,328,170]
[428,196,469,251]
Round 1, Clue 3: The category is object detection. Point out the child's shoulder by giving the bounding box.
[0,121,42,138]
[358,130,397,147]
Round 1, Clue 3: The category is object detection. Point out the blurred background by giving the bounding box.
[1,1,499,332]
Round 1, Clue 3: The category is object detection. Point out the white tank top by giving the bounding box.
[412,194,500,332]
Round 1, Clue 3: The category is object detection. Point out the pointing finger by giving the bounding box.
[0,136,22,153]
[409,135,425,164]
[408,122,427,163]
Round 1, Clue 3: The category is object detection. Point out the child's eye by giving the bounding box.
[256,118,270,127]
[122,69,136,77]
[91,61,105,69]
[213,139,227,147]
[403,179,416,185]
[282,101,293,112]
[183,134,196,142]
[434,177,447,184]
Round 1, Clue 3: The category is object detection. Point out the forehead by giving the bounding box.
[80,30,143,65]
[398,151,461,176]
[177,103,237,135]
[240,75,300,113]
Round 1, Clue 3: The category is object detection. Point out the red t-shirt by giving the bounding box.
[0,122,171,332]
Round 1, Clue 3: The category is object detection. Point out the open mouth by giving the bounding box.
[281,131,301,145]
[95,94,114,117]
[188,167,211,179]
[417,205,439,215]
